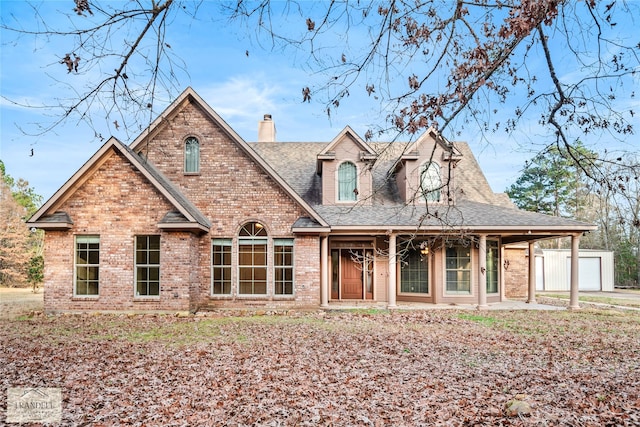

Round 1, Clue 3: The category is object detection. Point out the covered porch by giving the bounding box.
[318,230,590,311]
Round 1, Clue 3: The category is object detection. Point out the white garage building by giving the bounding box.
[536,249,615,292]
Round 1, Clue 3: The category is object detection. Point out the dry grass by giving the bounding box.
[1,308,638,426]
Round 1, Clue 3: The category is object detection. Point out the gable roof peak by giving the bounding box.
[128,87,328,228]
[318,125,377,157]
[400,127,463,161]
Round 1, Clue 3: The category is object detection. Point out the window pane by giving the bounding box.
[331,250,339,294]
[149,250,160,265]
[135,235,160,297]
[445,245,471,294]
[136,251,147,264]
[87,248,99,265]
[148,236,160,250]
[136,281,146,296]
[486,240,499,294]
[253,246,267,265]
[338,162,357,201]
[239,281,252,294]
[149,267,159,281]
[75,236,99,296]
[254,267,267,282]
[87,266,99,281]
[274,240,294,295]
[184,137,200,173]
[253,280,267,294]
[401,247,429,294]
[239,222,267,237]
[238,230,268,295]
[76,249,88,265]
[149,282,160,296]
[421,162,441,202]
[87,282,99,296]
[212,240,232,295]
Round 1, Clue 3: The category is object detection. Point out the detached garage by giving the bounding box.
[536,249,615,292]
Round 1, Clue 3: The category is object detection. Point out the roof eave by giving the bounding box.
[291,226,332,234]
[326,224,597,233]
[26,222,73,231]
[157,222,210,233]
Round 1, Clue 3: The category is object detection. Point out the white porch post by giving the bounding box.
[388,233,397,309]
[569,233,581,310]
[320,235,329,308]
[527,241,537,304]
[478,234,488,309]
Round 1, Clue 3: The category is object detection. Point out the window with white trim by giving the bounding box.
[486,240,499,294]
[274,239,294,295]
[400,242,429,294]
[420,161,441,202]
[135,235,160,297]
[184,137,200,173]
[445,245,471,294]
[75,235,100,296]
[238,222,268,295]
[212,239,232,295]
[338,161,357,201]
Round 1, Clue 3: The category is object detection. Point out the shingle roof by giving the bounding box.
[250,141,595,232]
[28,138,211,233]
[118,141,211,229]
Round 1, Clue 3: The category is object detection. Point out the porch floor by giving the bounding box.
[325,299,564,311]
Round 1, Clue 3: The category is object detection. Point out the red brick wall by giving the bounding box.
[503,247,528,298]
[44,100,322,313]
[137,101,320,309]
[44,151,195,312]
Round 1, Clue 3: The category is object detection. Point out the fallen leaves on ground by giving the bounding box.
[1,309,639,426]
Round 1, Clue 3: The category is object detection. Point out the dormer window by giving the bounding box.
[338,161,358,201]
[184,137,200,173]
[420,162,441,202]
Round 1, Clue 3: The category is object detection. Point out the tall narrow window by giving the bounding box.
[135,235,160,297]
[184,137,200,173]
[338,161,357,201]
[212,239,232,295]
[486,240,499,294]
[238,222,268,295]
[446,245,471,294]
[75,235,100,296]
[400,243,429,294]
[420,162,441,202]
[274,239,294,295]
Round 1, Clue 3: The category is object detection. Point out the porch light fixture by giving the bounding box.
[420,247,429,255]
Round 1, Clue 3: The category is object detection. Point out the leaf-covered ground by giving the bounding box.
[1,309,639,426]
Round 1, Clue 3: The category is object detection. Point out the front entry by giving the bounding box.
[331,248,374,300]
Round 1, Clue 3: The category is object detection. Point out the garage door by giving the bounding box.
[567,257,602,291]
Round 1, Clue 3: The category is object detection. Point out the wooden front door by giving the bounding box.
[341,250,364,299]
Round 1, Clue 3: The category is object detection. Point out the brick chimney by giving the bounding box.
[257,114,276,142]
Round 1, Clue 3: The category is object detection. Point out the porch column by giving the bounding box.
[527,241,537,304]
[477,234,488,310]
[320,235,329,308]
[387,233,397,309]
[569,233,581,310]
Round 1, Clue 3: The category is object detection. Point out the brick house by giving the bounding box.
[27,87,596,313]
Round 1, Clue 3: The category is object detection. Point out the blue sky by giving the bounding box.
[1,1,638,202]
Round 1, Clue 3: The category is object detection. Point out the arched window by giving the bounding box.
[238,222,268,295]
[420,162,441,202]
[338,161,357,201]
[184,137,200,173]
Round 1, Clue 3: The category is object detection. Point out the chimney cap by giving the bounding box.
[263,114,272,120]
